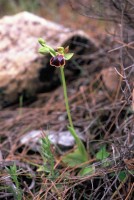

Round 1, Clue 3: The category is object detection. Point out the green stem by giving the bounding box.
[60,66,74,129]
[60,66,89,161]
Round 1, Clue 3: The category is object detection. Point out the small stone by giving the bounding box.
[101,66,121,92]
[20,129,85,152]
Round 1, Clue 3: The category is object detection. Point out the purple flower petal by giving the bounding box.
[50,54,65,67]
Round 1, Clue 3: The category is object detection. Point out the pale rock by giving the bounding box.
[0,12,97,108]
[20,129,85,151]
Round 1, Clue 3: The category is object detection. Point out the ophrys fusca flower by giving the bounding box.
[38,38,74,67]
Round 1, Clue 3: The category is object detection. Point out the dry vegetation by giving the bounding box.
[0,0,134,199]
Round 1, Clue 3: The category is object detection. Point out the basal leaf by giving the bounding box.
[79,166,95,176]
[68,126,88,162]
[96,145,109,160]
[62,148,87,167]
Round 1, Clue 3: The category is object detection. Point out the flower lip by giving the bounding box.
[50,54,65,67]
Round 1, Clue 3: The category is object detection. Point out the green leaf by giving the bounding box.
[62,148,87,167]
[118,171,127,181]
[37,165,51,173]
[37,165,45,172]
[79,166,95,176]
[68,126,88,162]
[38,38,46,46]
[38,47,50,54]
[64,53,74,60]
[96,145,109,160]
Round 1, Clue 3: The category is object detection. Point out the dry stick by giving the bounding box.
[108,41,134,53]
[111,176,128,200]
[104,101,127,139]
[125,182,134,200]
[41,179,61,200]
[23,181,34,198]
[132,86,134,112]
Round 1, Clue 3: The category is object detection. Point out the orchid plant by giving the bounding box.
[38,38,88,167]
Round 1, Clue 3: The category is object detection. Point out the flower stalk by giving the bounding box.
[60,66,74,129]
[38,38,89,164]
